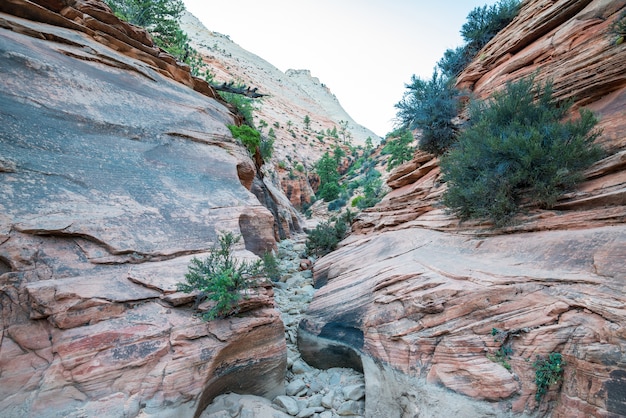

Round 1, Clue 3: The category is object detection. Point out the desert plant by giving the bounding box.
[395,71,459,155]
[228,124,260,156]
[220,90,256,126]
[533,353,565,402]
[351,195,364,207]
[611,10,626,45]
[438,0,521,77]
[259,133,274,161]
[305,211,351,257]
[105,0,212,77]
[382,130,415,170]
[358,170,384,209]
[487,328,513,371]
[461,0,521,51]
[437,45,473,80]
[441,76,603,227]
[177,232,262,320]
[261,251,281,281]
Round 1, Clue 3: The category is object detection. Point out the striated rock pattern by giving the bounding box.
[302,1,626,417]
[356,0,626,236]
[0,1,287,417]
[301,226,626,417]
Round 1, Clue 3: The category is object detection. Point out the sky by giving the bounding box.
[183,0,499,137]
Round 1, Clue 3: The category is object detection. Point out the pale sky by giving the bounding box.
[183,0,500,137]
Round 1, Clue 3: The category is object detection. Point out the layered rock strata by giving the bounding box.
[301,1,626,417]
[0,1,288,416]
[355,0,626,235]
[203,237,366,418]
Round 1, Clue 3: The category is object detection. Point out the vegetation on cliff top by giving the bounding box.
[438,0,521,79]
[392,0,603,227]
[105,0,212,80]
[395,0,522,156]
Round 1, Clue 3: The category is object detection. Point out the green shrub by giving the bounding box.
[259,133,274,161]
[105,0,213,78]
[611,10,626,45]
[305,211,351,257]
[177,232,262,320]
[382,130,415,170]
[437,46,473,80]
[261,251,281,281]
[228,124,260,156]
[358,171,384,209]
[220,91,256,126]
[533,353,565,402]
[351,196,364,207]
[327,197,347,212]
[438,0,521,78]
[487,328,513,371]
[462,0,521,49]
[441,76,603,227]
[395,71,459,155]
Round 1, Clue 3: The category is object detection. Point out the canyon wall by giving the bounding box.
[0,1,288,416]
[300,1,626,417]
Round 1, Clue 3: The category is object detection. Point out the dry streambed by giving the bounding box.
[201,237,366,418]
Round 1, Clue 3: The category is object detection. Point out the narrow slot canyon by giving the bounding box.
[202,236,366,418]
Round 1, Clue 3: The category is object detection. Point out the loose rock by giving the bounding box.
[203,236,366,417]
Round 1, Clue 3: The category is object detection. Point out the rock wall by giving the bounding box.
[301,1,626,417]
[0,1,288,416]
[356,0,626,236]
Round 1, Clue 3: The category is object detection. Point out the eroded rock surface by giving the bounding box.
[302,1,626,417]
[301,226,626,417]
[0,2,287,416]
[204,237,366,418]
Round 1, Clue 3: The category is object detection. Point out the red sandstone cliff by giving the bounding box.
[301,1,626,417]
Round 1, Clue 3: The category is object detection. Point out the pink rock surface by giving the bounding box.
[303,1,626,416]
[301,226,625,416]
[0,2,287,416]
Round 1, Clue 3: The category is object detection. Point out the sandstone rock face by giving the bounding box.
[302,1,626,417]
[356,0,626,236]
[0,2,286,416]
[301,226,626,417]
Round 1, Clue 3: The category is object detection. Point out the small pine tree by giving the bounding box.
[178,232,262,320]
[383,130,415,171]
